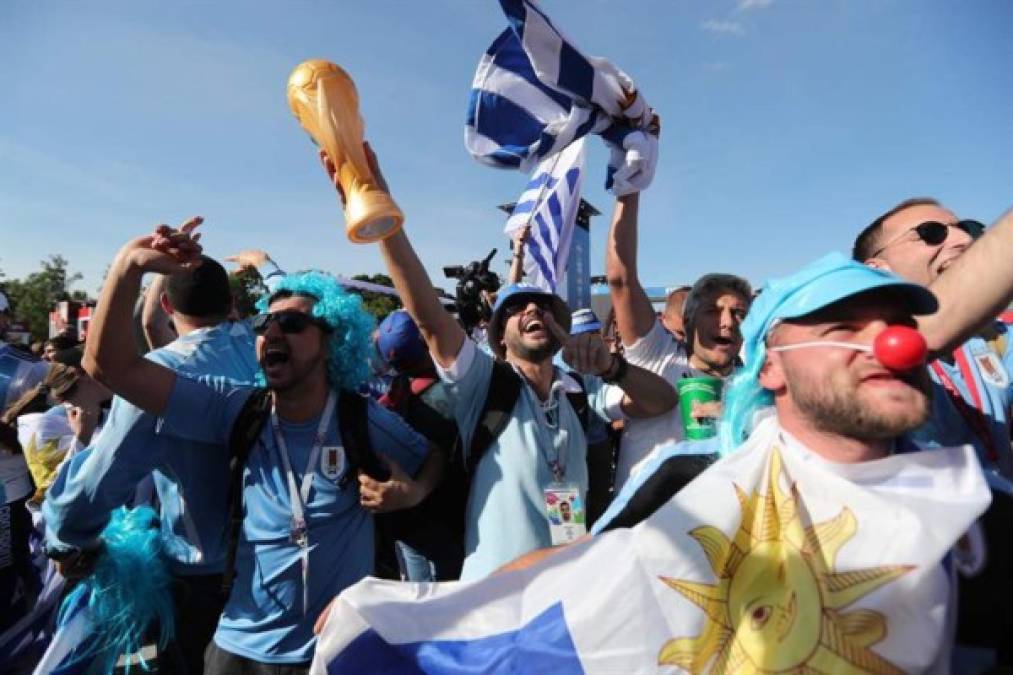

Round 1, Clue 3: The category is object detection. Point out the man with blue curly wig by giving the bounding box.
[78,221,437,674]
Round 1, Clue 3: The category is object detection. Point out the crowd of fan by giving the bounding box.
[0,146,1011,674]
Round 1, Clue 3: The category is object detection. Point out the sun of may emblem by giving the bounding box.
[658,449,914,674]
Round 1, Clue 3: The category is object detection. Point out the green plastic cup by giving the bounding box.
[676,376,723,440]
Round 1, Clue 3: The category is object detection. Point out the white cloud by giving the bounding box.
[738,0,773,10]
[700,19,746,36]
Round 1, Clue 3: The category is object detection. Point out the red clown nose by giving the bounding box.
[873,325,928,371]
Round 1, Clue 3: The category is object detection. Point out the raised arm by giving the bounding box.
[605,193,657,346]
[507,225,531,285]
[84,220,203,414]
[320,147,466,368]
[920,208,1013,354]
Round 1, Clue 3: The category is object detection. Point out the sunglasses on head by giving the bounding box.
[871,220,985,258]
[502,296,553,319]
[251,310,331,335]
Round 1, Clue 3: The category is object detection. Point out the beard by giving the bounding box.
[503,332,560,363]
[785,364,932,441]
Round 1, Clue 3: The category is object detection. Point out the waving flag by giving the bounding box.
[504,139,585,293]
[313,417,988,674]
[466,0,658,195]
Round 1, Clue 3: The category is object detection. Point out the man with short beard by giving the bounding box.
[321,146,678,580]
[77,223,438,674]
[591,253,941,534]
[505,256,986,668]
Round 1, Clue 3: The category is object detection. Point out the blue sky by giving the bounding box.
[1,0,1010,297]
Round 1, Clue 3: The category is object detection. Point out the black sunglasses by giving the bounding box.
[251,310,331,335]
[871,219,985,258]
[502,296,553,319]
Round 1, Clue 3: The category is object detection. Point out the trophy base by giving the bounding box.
[344,190,404,244]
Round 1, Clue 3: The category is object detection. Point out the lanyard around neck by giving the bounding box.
[931,357,997,462]
[271,390,338,525]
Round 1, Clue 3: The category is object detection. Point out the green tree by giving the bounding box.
[349,273,402,321]
[229,267,267,319]
[5,255,84,341]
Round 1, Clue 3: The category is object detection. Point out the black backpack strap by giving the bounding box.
[221,387,272,597]
[565,371,590,433]
[598,453,718,532]
[338,389,388,484]
[465,360,523,475]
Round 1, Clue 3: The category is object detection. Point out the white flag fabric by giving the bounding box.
[312,416,989,674]
[504,139,585,293]
[466,0,658,196]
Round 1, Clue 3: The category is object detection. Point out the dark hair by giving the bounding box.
[166,255,232,318]
[51,345,84,370]
[683,273,752,356]
[44,335,77,352]
[852,197,941,262]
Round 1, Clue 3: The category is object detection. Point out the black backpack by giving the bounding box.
[220,364,591,592]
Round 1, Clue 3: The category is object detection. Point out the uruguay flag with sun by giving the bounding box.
[312,416,987,674]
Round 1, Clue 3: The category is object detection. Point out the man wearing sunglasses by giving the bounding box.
[74,224,437,674]
[44,250,288,674]
[855,198,1013,667]
[320,146,676,582]
[853,198,1012,480]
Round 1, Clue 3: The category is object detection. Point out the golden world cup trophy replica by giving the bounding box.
[287,60,404,243]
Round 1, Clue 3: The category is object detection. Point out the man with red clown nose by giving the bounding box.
[584,252,967,535]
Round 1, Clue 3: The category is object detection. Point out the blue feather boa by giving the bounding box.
[54,505,174,673]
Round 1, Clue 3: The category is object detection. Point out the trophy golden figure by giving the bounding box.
[287,60,404,243]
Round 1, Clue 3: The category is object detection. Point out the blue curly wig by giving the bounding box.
[255,271,375,391]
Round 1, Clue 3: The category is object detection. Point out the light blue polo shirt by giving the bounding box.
[438,340,618,580]
[158,374,429,664]
[43,322,260,575]
[910,327,1013,487]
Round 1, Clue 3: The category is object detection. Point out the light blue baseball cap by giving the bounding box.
[721,252,937,454]
[741,251,938,364]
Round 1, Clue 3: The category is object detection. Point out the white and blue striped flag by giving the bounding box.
[311,417,989,674]
[504,139,585,293]
[466,0,658,196]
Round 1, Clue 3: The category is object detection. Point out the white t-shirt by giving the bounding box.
[612,319,692,491]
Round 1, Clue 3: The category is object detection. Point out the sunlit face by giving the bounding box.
[691,291,748,373]
[728,541,821,669]
[256,296,330,392]
[764,294,931,440]
[43,344,59,362]
[871,204,971,286]
[501,299,559,363]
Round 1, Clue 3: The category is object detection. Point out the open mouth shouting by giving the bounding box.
[261,343,291,374]
[520,313,548,339]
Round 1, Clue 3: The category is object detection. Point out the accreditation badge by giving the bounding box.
[321,446,345,481]
[974,352,1009,388]
[544,483,587,546]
